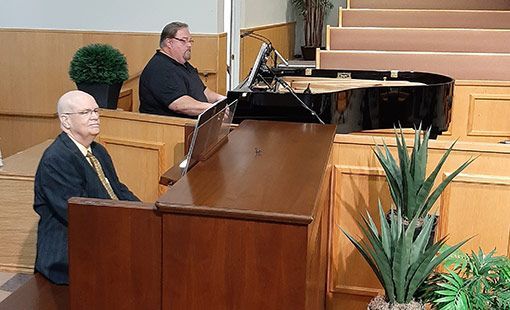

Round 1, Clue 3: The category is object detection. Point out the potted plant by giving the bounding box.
[422,247,510,309]
[69,43,128,109]
[373,126,476,239]
[341,202,469,309]
[291,0,334,60]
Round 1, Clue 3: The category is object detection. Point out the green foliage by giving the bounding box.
[291,0,334,47]
[69,43,128,84]
[373,126,476,221]
[341,202,468,305]
[424,247,510,310]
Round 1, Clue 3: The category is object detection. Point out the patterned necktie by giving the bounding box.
[86,151,118,200]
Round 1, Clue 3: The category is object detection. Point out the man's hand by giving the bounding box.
[204,87,226,103]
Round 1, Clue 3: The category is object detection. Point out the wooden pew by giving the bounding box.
[317,50,510,81]
[0,140,52,273]
[348,0,510,10]
[327,27,510,54]
[340,8,510,29]
[97,110,191,202]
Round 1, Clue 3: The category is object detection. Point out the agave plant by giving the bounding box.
[341,202,468,306]
[373,125,476,221]
[424,247,510,309]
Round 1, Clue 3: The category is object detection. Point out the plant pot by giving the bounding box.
[368,295,425,310]
[301,46,317,61]
[76,82,122,109]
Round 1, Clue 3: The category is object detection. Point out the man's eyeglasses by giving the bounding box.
[62,108,100,117]
[172,37,194,44]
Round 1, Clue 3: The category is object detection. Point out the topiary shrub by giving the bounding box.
[69,43,128,85]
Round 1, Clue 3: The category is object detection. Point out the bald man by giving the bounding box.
[33,90,138,285]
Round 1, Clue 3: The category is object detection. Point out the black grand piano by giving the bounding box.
[228,43,454,138]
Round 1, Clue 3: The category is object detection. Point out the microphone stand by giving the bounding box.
[241,32,289,67]
[274,77,325,125]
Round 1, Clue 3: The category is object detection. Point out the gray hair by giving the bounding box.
[160,22,189,48]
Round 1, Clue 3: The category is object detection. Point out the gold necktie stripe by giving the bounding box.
[86,151,118,200]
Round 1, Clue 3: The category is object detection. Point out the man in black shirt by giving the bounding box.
[139,21,226,118]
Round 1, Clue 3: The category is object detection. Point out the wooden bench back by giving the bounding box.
[328,27,510,54]
[348,0,510,10]
[340,8,510,29]
[318,50,510,81]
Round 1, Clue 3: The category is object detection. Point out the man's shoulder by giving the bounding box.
[145,52,175,68]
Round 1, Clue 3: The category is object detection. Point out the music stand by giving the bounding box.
[182,99,238,174]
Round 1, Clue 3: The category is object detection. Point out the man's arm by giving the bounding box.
[168,95,213,116]
[36,158,88,225]
[203,87,227,103]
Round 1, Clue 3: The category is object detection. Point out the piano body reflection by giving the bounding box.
[228,44,454,137]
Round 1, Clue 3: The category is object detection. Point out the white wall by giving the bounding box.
[241,0,293,28]
[0,0,223,33]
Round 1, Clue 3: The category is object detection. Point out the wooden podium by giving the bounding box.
[68,120,336,309]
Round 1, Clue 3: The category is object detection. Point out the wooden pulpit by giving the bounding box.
[68,120,336,309]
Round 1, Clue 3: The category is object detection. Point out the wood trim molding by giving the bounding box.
[328,165,387,295]
[467,93,510,137]
[97,136,167,196]
[99,110,192,126]
[0,175,34,182]
[0,111,57,118]
[333,134,510,154]
[456,80,510,87]
[333,165,385,177]
[334,285,382,297]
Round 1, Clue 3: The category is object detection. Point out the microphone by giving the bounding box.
[274,77,325,125]
[240,30,254,38]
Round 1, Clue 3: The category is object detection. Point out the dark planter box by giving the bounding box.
[301,46,317,61]
[300,46,326,61]
[76,82,122,109]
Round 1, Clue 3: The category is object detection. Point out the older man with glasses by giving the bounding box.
[33,90,139,285]
[139,21,226,118]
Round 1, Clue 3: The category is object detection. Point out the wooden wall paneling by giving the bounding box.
[437,174,510,256]
[216,33,227,95]
[446,81,510,142]
[327,134,510,309]
[0,175,38,272]
[240,22,295,80]
[0,113,60,157]
[98,136,165,202]
[0,28,224,158]
[467,93,510,138]
[97,110,190,201]
[327,166,388,309]
[0,140,52,273]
